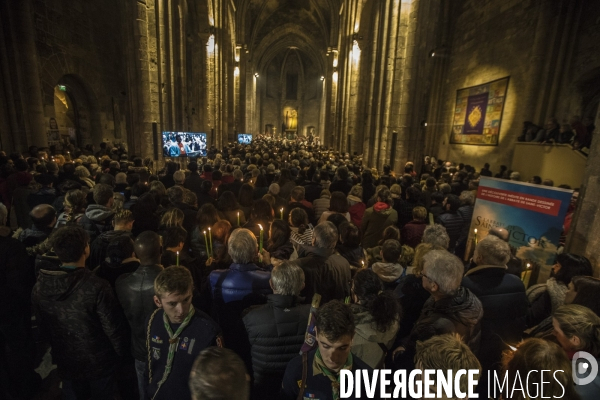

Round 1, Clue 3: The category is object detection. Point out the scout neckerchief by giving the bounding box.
[152,305,196,399]
[313,348,353,400]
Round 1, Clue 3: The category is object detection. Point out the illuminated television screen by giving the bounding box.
[162,132,207,158]
[237,133,253,145]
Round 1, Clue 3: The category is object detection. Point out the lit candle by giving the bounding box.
[474,228,478,245]
[280,208,284,220]
[176,251,180,266]
[521,263,532,288]
[361,260,365,268]
[203,230,210,257]
[208,227,213,257]
[237,211,240,226]
[258,224,264,252]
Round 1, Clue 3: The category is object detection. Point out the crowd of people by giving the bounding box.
[0,136,597,400]
[518,115,595,151]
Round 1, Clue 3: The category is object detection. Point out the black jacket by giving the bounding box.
[78,204,115,244]
[243,294,311,399]
[115,264,164,361]
[462,265,528,370]
[292,246,351,305]
[436,211,465,252]
[32,267,128,380]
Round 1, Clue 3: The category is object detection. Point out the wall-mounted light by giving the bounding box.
[234,66,240,76]
[429,50,435,57]
[320,76,325,81]
[254,72,259,78]
[421,120,428,127]
[235,45,241,62]
[333,71,338,82]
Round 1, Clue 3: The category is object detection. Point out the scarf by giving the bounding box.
[152,306,196,398]
[313,348,353,400]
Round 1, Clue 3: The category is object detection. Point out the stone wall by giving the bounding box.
[430,0,600,175]
[31,0,128,146]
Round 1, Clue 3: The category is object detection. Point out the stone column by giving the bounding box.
[14,0,47,147]
[567,111,600,275]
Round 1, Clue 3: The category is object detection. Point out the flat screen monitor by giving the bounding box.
[237,133,253,145]
[162,132,207,158]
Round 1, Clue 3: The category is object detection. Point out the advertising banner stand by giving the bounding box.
[466,177,573,287]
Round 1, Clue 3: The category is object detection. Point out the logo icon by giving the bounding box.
[572,351,598,386]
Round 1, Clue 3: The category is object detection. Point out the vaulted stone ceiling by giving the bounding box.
[236,0,340,73]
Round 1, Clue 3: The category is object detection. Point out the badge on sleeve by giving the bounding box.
[152,347,161,360]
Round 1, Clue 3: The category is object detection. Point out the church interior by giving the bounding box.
[2,0,599,268]
[3,0,600,399]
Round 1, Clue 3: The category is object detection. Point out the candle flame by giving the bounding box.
[258,224,263,230]
[177,251,179,255]
[527,263,531,269]
[474,228,477,234]
[203,230,207,234]
[509,344,517,351]
[208,227,211,231]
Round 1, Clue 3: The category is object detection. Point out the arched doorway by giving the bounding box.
[49,75,102,148]
[52,85,80,147]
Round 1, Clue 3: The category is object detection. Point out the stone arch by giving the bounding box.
[55,74,102,146]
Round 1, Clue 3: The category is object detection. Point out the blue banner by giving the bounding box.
[468,177,573,285]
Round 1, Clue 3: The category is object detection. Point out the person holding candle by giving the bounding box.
[461,235,528,391]
[265,220,296,268]
[243,199,274,244]
[161,226,203,291]
[216,191,246,227]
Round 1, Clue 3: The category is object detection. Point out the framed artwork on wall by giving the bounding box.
[450,76,510,146]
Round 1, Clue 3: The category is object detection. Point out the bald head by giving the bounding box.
[489,227,509,242]
[30,204,56,228]
[134,231,162,265]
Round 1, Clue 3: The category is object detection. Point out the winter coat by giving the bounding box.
[360,204,398,249]
[408,286,483,353]
[115,264,163,361]
[79,204,115,244]
[292,245,351,305]
[436,211,465,252]
[18,225,53,248]
[0,226,32,326]
[209,263,272,359]
[526,278,567,328]
[456,205,475,245]
[243,294,311,399]
[401,220,427,249]
[462,265,528,370]
[312,195,330,220]
[32,267,128,380]
[372,262,405,288]
[351,305,399,368]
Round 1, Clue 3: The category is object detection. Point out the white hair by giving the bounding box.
[228,228,258,264]
[474,235,510,266]
[423,250,464,295]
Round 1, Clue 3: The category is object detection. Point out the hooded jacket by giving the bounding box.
[408,286,483,353]
[372,262,405,289]
[79,204,115,243]
[351,305,399,369]
[32,267,128,380]
[360,203,398,249]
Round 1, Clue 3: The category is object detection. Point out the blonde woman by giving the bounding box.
[553,304,600,399]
